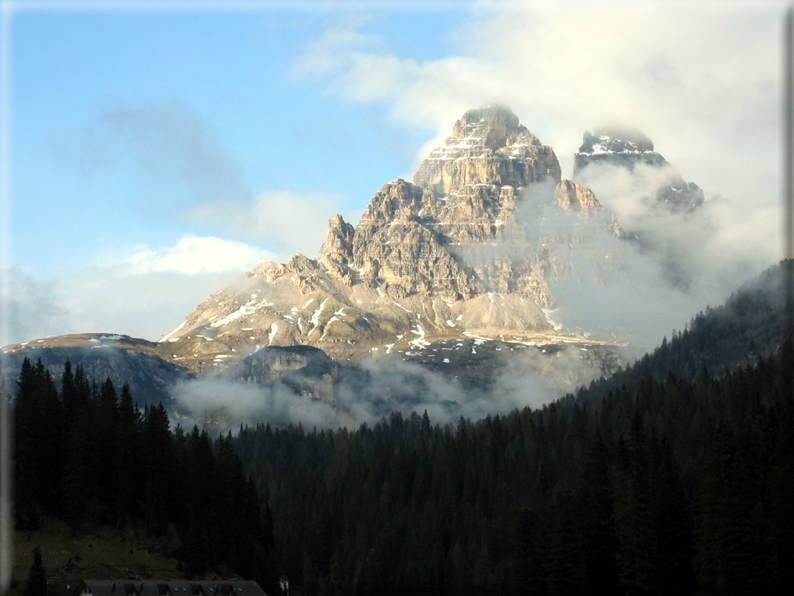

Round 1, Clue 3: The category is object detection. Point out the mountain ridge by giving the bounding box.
[3,105,711,404]
[151,106,630,374]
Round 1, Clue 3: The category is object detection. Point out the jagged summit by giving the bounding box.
[413,106,561,193]
[10,108,646,378]
[574,128,665,174]
[580,128,655,153]
[143,107,626,371]
[450,105,530,149]
[317,213,355,281]
[3,104,723,411]
[574,128,704,213]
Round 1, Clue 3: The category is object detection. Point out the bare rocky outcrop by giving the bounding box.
[318,214,355,280]
[574,128,704,213]
[150,107,684,372]
[555,179,622,237]
[555,179,601,212]
[413,106,561,194]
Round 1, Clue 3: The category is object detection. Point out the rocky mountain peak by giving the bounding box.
[580,128,655,154]
[574,128,704,213]
[413,106,561,194]
[450,105,525,149]
[318,213,355,279]
[574,128,664,175]
[141,107,632,371]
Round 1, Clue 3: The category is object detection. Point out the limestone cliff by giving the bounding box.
[4,106,711,406]
[153,107,637,372]
[317,214,355,281]
[574,128,704,213]
[414,106,561,193]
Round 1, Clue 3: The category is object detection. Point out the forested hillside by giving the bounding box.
[232,342,793,595]
[8,260,793,595]
[586,259,791,389]
[8,358,278,594]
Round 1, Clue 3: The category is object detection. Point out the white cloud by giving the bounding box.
[170,349,603,432]
[296,1,785,203]
[288,0,786,345]
[1,235,274,345]
[127,234,275,275]
[0,266,70,346]
[186,191,362,259]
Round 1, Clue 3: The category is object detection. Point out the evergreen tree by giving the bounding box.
[510,506,547,596]
[60,359,76,427]
[94,377,119,509]
[14,358,62,520]
[142,402,172,536]
[61,365,95,528]
[24,547,46,596]
[114,382,141,527]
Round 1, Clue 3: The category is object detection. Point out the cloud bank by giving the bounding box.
[291,0,784,346]
[297,2,783,201]
[545,160,780,348]
[2,235,274,345]
[170,345,605,432]
[187,191,362,259]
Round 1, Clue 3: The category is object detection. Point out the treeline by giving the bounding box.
[232,343,794,595]
[8,358,278,592]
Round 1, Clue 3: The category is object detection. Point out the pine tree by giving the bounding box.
[114,382,140,528]
[510,506,548,596]
[142,402,172,536]
[24,547,46,596]
[61,359,76,427]
[95,377,119,508]
[14,358,62,521]
[62,365,95,528]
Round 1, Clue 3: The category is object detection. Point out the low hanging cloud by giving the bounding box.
[576,162,779,293]
[186,191,362,259]
[531,165,778,348]
[170,346,605,432]
[291,3,783,349]
[0,266,71,347]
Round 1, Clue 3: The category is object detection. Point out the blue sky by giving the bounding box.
[9,5,459,270]
[1,0,789,344]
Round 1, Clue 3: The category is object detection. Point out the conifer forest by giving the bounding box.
[8,302,794,595]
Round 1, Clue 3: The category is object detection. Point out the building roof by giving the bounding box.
[74,580,267,596]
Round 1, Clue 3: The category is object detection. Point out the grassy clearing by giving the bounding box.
[9,515,187,596]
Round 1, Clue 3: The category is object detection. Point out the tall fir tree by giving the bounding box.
[24,547,46,596]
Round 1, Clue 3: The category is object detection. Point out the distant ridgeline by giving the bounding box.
[7,358,278,595]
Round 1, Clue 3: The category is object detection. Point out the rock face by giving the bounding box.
[317,214,355,280]
[554,180,622,236]
[228,345,341,401]
[8,107,701,394]
[574,128,704,213]
[149,106,630,373]
[574,128,662,172]
[413,106,562,193]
